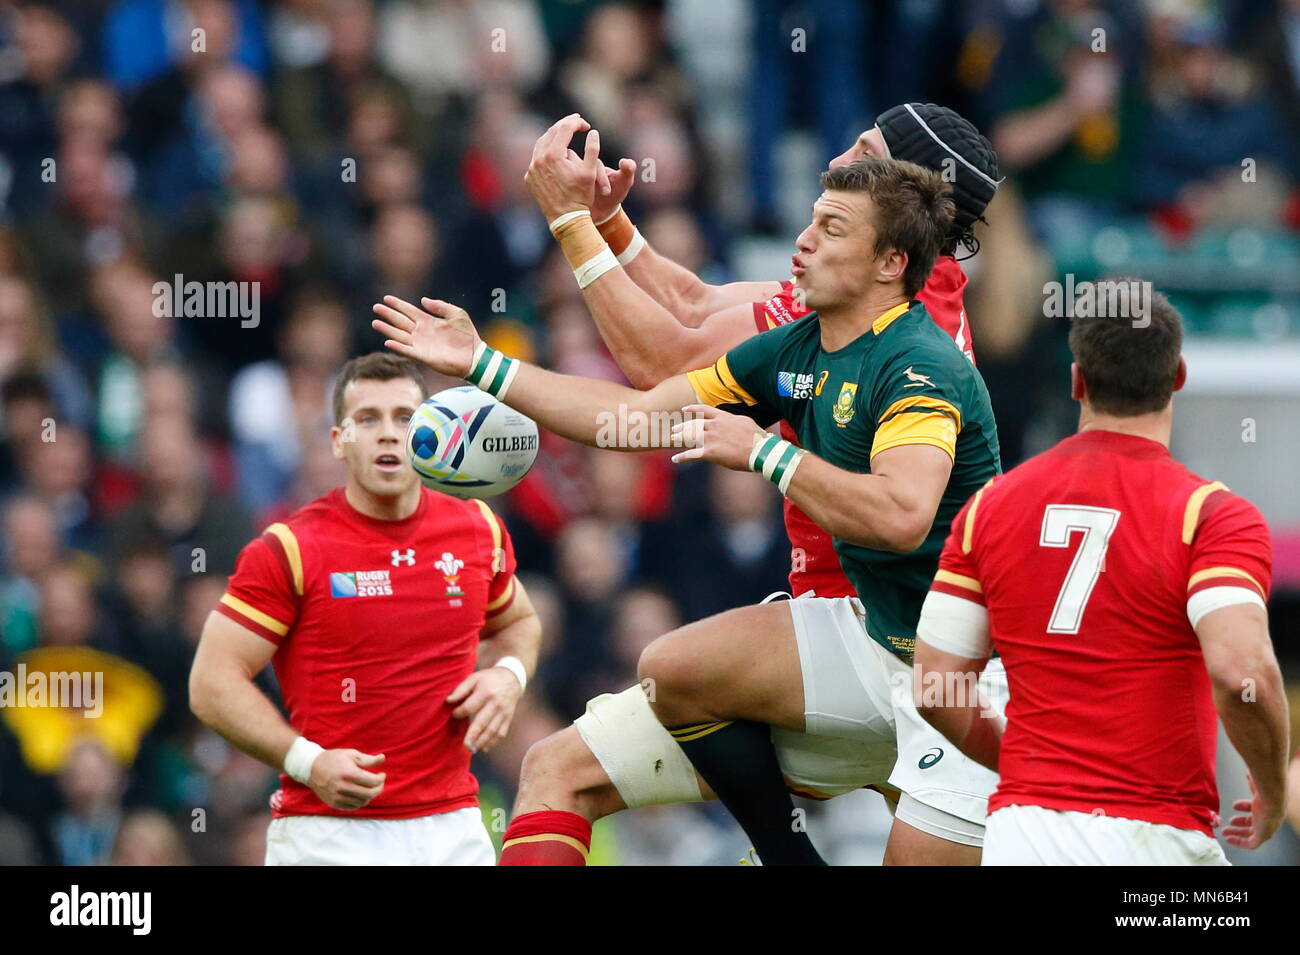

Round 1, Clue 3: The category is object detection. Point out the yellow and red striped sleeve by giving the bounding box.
[473,500,519,617]
[214,524,304,644]
[1184,484,1271,602]
[928,481,992,606]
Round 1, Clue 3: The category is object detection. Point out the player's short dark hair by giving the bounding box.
[332,352,428,424]
[1068,279,1184,416]
[820,158,954,298]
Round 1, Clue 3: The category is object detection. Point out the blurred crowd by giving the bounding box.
[0,0,1298,865]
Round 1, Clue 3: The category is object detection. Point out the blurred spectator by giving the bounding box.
[51,737,124,866]
[0,1,81,216]
[275,0,416,163]
[88,259,176,461]
[0,494,94,658]
[0,812,41,865]
[1135,8,1296,227]
[747,0,866,232]
[18,139,148,317]
[105,413,252,575]
[104,0,268,92]
[987,1,1144,234]
[228,287,347,512]
[378,0,549,102]
[109,808,191,865]
[0,275,92,427]
[14,423,97,552]
[661,465,788,621]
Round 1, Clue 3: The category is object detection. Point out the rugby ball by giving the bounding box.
[407,386,538,499]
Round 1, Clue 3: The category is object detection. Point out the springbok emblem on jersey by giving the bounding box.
[391,548,415,567]
[436,551,465,599]
[902,366,935,389]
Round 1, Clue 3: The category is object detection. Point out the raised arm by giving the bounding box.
[372,296,697,448]
[525,114,781,385]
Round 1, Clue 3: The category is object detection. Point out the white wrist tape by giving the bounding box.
[616,228,645,266]
[466,340,521,400]
[284,736,324,785]
[573,247,620,289]
[495,655,527,692]
[548,209,591,232]
[748,433,806,495]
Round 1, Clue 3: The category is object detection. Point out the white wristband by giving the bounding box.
[548,209,591,232]
[284,736,324,785]
[573,246,619,289]
[616,228,645,266]
[494,655,527,692]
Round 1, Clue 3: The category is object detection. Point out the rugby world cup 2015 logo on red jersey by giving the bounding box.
[329,570,394,598]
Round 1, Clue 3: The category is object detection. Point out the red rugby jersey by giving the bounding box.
[929,429,1272,835]
[753,255,974,596]
[215,486,519,819]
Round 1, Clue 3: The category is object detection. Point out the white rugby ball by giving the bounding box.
[407,386,539,499]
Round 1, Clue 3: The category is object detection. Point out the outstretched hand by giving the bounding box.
[371,296,480,379]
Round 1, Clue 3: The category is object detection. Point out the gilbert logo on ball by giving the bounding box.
[407,386,539,499]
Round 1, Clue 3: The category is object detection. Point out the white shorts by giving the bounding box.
[982,805,1230,866]
[265,807,495,866]
[574,596,990,838]
[887,657,1008,844]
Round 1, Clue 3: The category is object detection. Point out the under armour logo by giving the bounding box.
[391,548,416,566]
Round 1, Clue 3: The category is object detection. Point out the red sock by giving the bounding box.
[498,810,592,866]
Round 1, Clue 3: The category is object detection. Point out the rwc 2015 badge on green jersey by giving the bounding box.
[832,382,857,427]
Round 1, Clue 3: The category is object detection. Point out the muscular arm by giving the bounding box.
[581,265,777,388]
[617,244,781,330]
[785,443,955,553]
[913,642,1001,773]
[1197,603,1290,818]
[477,578,541,677]
[189,611,294,768]
[451,578,542,754]
[372,294,702,449]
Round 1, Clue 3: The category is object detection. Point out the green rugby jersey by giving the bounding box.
[687,300,1001,657]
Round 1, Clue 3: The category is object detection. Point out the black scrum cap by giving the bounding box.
[876,102,1002,240]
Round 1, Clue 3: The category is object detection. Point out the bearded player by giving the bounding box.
[498,107,1005,864]
[914,285,1290,864]
[189,353,541,865]
[374,157,1001,865]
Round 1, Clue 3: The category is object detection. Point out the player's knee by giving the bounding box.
[517,727,618,819]
[519,729,580,791]
[636,633,698,703]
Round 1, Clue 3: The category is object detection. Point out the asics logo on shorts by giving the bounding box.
[919,747,944,769]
